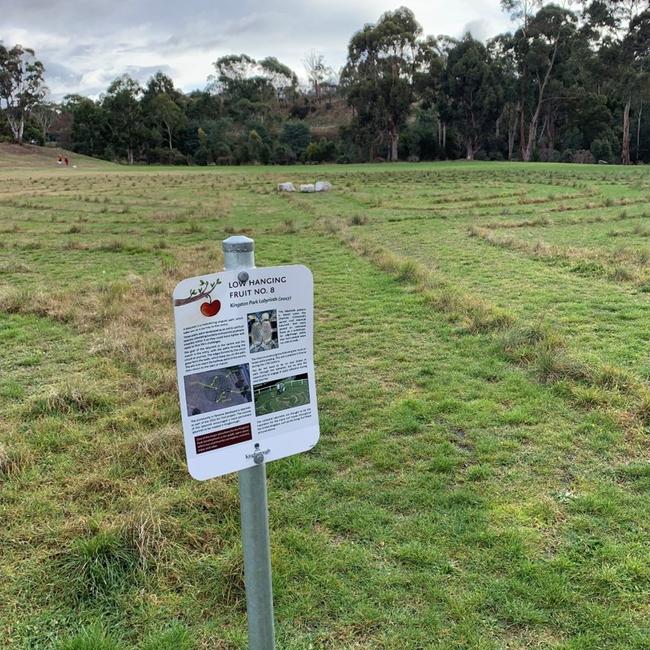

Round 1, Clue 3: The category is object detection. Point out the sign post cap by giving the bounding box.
[223,235,254,253]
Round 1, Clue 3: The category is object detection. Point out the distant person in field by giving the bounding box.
[57,155,62,165]
[64,156,69,167]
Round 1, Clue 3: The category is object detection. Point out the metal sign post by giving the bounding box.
[173,234,319,648]
[223,235,275,650]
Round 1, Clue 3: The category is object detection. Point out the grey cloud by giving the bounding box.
[2,1,510,99]
[42,60,82,84]
[123,64,176,84]
[462,19,495,42]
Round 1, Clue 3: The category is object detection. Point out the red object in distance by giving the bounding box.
[200,300,221,317]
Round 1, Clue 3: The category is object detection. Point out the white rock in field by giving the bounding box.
[315,181,332,192]
[277,182,295,192]
[300,183,316,193]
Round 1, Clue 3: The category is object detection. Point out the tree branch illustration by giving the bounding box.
[173,279,221,306]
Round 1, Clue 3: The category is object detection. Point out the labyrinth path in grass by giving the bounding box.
[1,161,649,650]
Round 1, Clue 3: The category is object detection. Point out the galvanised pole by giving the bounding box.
[222,235,275,650]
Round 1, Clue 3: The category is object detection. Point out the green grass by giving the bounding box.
[0,161,649,649]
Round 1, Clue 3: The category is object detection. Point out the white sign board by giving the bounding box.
[173,265,319,480]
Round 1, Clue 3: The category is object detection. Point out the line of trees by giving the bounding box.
[1,1,649,164]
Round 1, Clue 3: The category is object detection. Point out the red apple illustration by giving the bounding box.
[200,299,221,317]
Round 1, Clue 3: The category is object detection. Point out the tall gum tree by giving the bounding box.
[626,10,650,162]
[342,7,423,161]
[502,1,578,161]
[141,74,187,152]
[581,0,650,163]
[209,54,296,124]
[0,44,47,145]
[101,75,144,164]
[442,35,502,160]
[488,35,520,159]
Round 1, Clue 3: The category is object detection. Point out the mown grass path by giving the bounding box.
[0,163,648,649]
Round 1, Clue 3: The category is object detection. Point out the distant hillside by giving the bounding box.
[301,97,352,140]
[0,143,115,170]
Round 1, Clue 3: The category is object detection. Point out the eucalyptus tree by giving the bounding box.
[209,54,296,122]
[31,101,60,143]
[63,94,107,157]
[259,57,298,105]
[0,44,47,144]
[209,54,272,121]
[503,2,579,161]
[341,7,424,161]
[101,75,145,164]
[141,73,186,152]
[624,9,650,162]
[413,35,446,153]
[303,51,334,103]
[581,0,650,162]
[442,35,502,159]
[488,35,520,159]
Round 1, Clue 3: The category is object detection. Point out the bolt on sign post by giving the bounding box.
[172,235,320,649]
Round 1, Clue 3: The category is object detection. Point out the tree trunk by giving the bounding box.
[127,146,134,165]
[521,37,559,162]
[167,123,173,151]
[465,141,475,160]
[388,129,399,162]
[622,97,631,165]
[635,101,643,163]
[508,103,518,161]
[7,115,24,145]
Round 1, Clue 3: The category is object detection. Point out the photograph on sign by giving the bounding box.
[173,265,319,480]
[183,364,252,416]
[254,374,310,416]
[248,310,278,353]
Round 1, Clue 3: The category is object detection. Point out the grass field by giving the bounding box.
[0,157,649,649]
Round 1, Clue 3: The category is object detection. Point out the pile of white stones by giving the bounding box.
[277,181,333,193]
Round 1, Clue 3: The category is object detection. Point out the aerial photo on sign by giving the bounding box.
[183,364,252,416]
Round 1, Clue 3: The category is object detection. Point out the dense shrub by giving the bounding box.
[270,142,295,164]
[572,149,596,164]
[591,138,614,163]
[305,139,337,163]
[560,149,575,163]
[281,121,311,158]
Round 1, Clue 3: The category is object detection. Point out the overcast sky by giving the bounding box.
[1,1,513,100]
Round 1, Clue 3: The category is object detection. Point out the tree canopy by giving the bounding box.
[2,3,649,165]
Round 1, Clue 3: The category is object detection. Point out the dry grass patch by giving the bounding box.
[26,381,113,420]
[0,442,32,478]
[468,225,647,286]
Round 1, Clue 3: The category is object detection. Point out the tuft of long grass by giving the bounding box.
[28,383,112,420]
[58,530,139,602]
[57,625,122,650]
[0,443,32,478]
[122,501,167,571]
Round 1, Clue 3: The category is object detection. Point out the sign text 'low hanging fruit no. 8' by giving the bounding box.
[173,265,319,480]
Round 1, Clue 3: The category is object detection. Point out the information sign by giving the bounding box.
[173,265,319,479]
